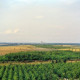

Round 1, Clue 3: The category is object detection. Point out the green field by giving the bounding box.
[34,44,72,49]
[0,50,80,63]
[0,44,80,80]
[0,63,80,80]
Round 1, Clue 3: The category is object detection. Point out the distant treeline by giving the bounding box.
[0,51,80,62]
[0,42,80,46]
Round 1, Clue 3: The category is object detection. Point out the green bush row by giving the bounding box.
[0,63,80,80]
[0,51,80,62]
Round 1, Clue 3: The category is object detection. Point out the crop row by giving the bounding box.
[0,62,80,80]
[0,51,80,62]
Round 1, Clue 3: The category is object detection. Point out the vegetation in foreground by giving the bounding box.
[0,51,80,63]
[0,45,80,80]
[0,63,80,80]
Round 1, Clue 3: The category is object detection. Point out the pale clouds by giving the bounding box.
[13,0,78,5]
[16,0,36,2]
[14,29,20,33]
[35,16,44,19]
[60,0,77,5]
[12,0,37,4]
[4,29,20,34]
[0,0,80,43]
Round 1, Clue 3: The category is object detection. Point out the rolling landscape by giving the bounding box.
[1,0,80,80]
[0,43,80,80]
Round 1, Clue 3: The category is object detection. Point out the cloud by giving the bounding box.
[60,0,77,5]
[14,0,37,3]
[14,29,19,33]
[14,0,77,5]
[35,16,44,19]
[5,29,19,34]
[5,30,13,34]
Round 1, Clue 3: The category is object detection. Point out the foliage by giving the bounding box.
[34,44,71,49]
[0,51,80,62]
[0,63,80,80]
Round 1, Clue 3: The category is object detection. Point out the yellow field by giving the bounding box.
[0,45,51,55]
[0,45,80,55]
[59,48,80,52]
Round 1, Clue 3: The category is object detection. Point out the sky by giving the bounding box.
[0,0,80,43]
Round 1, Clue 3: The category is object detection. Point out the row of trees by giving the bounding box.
[0,51,80,62]
[0,63,80,80]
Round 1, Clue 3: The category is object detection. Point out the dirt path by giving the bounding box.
[0,60,52,66]
[0,60,80,66]
[67,59,80,63]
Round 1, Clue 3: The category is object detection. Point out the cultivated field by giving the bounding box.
[35,44,80,52]
[0,45,80,55]
[0,63,80,80]
[0,45,51,55]
[0,44,80,80]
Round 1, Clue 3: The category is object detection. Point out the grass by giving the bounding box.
[0,60,52,66]
[0,59,80,66]
[0,45,51,55]
[35,44,80,52]
[0,45,80,55]
[34,44,72,49]
[0,44,80,80]
[59,48,80,52]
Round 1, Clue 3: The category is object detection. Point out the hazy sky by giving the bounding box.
[0,0,80,43]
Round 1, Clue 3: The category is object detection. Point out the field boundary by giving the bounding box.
[0,59,80,66]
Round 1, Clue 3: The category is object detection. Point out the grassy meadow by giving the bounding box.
[0,44,80,55]
[0,45,51,55]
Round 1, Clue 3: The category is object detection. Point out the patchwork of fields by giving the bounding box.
[0,45,80,55]
[0,44,80,80]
